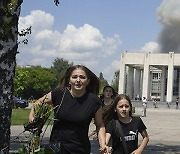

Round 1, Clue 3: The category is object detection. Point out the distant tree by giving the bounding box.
[111,70,119,93]
[27,66,56,98]
[99,72,108,93]
[0,0,60,151]
[14,66,56,99]
[14,67,30,98]
[51,58,73,86]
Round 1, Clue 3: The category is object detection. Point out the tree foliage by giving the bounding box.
[54,0,60,6]
[111,70,119,93]
[51,58,73,86]
[14,66,56,99]
[99,72,108,94]
[14,58,73,99]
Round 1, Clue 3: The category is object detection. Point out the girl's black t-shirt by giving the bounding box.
[50,87,101,154]
[106,117,147,154]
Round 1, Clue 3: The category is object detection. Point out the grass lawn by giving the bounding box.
[11,109,31,125]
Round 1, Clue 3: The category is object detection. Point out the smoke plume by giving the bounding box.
[157,0,180,53]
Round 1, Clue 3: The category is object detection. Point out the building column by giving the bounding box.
[140,70,143,99]
[118,52,126,94]
[126,66,134,99]
[149,71,153,99]
[166,52,174,102]
[142,53,150,99]
[160,66,166,102]
[178,68,180,98]
[134,69,141,99]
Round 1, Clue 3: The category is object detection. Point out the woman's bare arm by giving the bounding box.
[94,106,108,153]
[29,92,52,122]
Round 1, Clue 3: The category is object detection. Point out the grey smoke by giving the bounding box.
[156,0,180,53]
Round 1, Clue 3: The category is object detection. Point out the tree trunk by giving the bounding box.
[0,0,22,153]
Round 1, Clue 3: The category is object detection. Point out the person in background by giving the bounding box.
[142,97,147,117]
[103,94,149,154]
[90,86,117,142]
[167,101,171,109]
[153,99,158,108]
[176,97,179,110]
[100,86,117,112]
[29,65,108,154]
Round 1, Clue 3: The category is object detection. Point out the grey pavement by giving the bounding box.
[133,107,180,154]
[10,102,180,153]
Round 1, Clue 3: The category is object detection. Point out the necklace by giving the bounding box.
[69,90,86,97]
[104,99,113,106]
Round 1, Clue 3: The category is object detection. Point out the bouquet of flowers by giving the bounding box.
[20,96,54,153]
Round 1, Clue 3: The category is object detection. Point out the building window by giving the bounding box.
[153,73,158,80]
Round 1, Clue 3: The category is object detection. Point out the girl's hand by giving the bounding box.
[99,145,111,154]
[99,145,105,153]
[131,149,142,154]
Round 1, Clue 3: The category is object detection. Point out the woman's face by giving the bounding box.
[103,87,113,99]
[115,98,130,118]
[69,68,90,93]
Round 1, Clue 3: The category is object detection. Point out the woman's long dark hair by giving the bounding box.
[59,65,100,95]
[103,94,132,126]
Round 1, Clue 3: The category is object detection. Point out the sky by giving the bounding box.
[17,0,180,84]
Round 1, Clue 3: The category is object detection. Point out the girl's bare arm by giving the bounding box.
[105,133,111,146]
[132,129,149,154]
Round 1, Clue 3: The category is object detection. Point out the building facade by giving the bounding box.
[118,52,180,102]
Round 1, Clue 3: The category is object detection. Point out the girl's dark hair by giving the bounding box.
[103,94,132,126]
[59,65,100,95]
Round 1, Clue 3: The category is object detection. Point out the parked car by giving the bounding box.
[13,96,29,108]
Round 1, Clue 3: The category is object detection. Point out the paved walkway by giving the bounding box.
[10,104,180,154]
[132,107,180,154]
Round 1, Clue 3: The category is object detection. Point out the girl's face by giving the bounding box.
[69,68,90,93]
[103,87,113,99]
[115,98,131,118]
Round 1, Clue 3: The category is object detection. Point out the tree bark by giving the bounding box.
[0,0,22,152]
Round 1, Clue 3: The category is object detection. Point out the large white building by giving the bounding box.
[118,52,180,102]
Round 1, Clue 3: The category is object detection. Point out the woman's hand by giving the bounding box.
[29,114,34,122]
[28,92,52,122]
